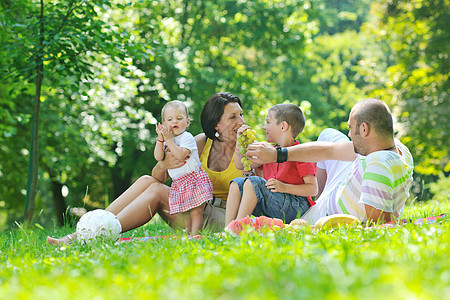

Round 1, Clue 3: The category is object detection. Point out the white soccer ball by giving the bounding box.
[76,209,122,244]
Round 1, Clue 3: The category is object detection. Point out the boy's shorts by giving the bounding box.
[231,176,310,224]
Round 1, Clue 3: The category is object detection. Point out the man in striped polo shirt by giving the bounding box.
[247,99,414,224]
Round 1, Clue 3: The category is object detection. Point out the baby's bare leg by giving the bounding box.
[183,212,192,233]
[190,203,206,235]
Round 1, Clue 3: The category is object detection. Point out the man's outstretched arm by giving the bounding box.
[246,141,357,165]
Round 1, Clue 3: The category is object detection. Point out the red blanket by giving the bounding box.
[119,214,447,242]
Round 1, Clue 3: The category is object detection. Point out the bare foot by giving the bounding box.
[47,233,77,245]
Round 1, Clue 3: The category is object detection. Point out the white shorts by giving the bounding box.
[301,128,353,224]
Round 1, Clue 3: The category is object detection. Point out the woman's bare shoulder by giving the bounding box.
[195,133,207,155]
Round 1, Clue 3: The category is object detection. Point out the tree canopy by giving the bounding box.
[0,0,448,228]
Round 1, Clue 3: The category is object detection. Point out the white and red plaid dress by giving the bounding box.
[166,132,213,214]
[169,167,213,214]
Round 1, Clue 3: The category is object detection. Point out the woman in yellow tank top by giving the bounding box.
[47,93,245,244]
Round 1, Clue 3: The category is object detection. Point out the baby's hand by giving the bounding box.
[155,123,165,141]
[266,178,284,193]
[160,124,174,140]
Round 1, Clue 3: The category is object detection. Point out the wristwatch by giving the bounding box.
[276,145,288,163]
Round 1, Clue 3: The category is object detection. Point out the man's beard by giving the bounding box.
[353,142,367,156]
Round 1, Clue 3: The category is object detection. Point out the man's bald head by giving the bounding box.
[351,99,394,138]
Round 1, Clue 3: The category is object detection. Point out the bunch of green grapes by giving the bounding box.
[237,129,256,171]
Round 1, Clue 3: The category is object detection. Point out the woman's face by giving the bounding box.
[215,102,244,142]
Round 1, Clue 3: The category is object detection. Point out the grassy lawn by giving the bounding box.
[1,200,449,299]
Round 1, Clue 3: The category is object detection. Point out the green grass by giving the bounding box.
[1,201,449,300]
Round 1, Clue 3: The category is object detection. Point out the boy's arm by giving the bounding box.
[265,174,318,197]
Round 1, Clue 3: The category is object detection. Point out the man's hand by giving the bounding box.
[246,142,277,164]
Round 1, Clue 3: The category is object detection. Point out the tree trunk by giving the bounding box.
[111,164,133,203]
[110,143,141,202]
[24,0,44,227]
[50,180,67,226]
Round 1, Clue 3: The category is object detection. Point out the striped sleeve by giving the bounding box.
[359,160,394,213]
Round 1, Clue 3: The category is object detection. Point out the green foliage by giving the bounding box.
[0,201,449,298]
[428,173,450,204]
[300,30,368,132]
[361,0,450,175]
[0,0,448,226]
[0,0,142,223]
[315,0,375,35]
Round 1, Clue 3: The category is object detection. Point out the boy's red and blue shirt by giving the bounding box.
[259,140,317,207]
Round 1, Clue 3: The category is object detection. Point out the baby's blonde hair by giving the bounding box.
[161,100,189,121]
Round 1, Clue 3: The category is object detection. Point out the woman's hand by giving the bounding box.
[159,148,188,170]
[247,142,277,164]
[236,124,251,137]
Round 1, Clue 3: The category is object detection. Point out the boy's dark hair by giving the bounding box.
[269,103,305,138]
[201,92,242,142]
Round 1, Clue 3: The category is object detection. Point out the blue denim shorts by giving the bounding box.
[231,176,310,223]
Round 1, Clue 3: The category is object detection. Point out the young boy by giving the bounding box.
[225,103,318,225]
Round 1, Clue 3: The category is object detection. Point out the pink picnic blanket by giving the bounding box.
[119,214,447,242]
[376,213,446,228]
[120,235,202,243]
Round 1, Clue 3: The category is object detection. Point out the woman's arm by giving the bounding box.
[195,133,207,157]
[151,161,169,182]
[234,148,244,170]
[265,175,318,197]
[152,149,187,182]
[165,138,191,160]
